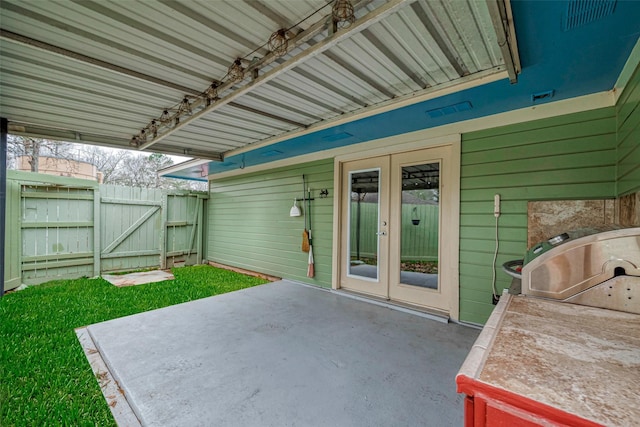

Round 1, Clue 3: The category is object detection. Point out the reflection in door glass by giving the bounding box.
[348,169,379,280]
[399,162,439,289]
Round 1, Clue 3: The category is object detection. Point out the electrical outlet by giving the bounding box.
[494,194,501,217]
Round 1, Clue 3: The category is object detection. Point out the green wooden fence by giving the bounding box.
[349,201,439,261]
[4,171,207,289]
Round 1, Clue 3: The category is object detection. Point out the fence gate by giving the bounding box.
[99,185,164,272]
[4,171,207,289]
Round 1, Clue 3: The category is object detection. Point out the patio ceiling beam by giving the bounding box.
[137,0,415,151]
[0,29,201,96]
[7,122,133,148]
[486,0,521,84]
[6,122,223,161]
[129,143,223,161]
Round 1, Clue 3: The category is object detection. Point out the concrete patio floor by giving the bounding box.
[79,280,479,426]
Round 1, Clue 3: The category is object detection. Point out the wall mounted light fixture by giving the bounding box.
[290,199,302,217]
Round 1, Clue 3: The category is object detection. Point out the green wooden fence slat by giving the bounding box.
[21,192,94,200]
[101,197,162,206]
[101,250,161,259]
[22,258,94,271]
[23,252,94,262]
[166,250,192,257]
[21,221,93,228]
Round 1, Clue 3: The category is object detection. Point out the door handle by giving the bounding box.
[376,231,387,236]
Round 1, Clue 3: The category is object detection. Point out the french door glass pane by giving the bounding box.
[348,169,379,280]
[399,162,439,289]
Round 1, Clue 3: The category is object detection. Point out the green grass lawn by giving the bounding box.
[0,265,268,426]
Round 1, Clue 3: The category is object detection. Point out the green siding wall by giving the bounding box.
[616,62,640,195]
[459,107,617,324]
[208,159,334,287]
[206,96,634,324]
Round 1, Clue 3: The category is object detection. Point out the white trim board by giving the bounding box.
[160,158,209,177]
[208,90,613,181]
[614,37,640,104]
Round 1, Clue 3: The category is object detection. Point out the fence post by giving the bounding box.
[196,196,204,264]
[1,117,7,297]
[159,192,168,269]
[3,177,22,291]
[93,187,101,277]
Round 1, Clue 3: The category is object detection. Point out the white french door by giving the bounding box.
[339,146,455,315]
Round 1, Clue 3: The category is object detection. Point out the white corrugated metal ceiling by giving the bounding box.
[0,0,518,161]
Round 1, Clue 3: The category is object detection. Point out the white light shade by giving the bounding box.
[290,200,301,217]
[289,199,302,216]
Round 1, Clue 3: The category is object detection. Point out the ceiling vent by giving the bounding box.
[261,149,283,157]
[564,0,616,31]
[322,132,353,142]
[425,101,472,119]
[532,90,555,103]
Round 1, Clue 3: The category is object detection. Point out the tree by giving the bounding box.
[6,137,206,191]
[107,153,174,188]
[77,145,129,183]
[7,135,74,172]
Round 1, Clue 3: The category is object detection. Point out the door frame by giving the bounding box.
[332,133,461,320]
